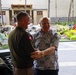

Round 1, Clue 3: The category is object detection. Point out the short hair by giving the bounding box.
[39,16,51,23]
[16,12,28,21]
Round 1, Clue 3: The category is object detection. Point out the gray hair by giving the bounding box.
[39,16,51,23]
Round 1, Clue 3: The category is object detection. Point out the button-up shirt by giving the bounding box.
[33,29,59,70]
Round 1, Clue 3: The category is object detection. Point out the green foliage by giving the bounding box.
[70,35,76,40]
[57,25,69,35]
[0,33,8,49]
[54,22,67,26]
[64,32,72,38]
[0,33,7,40]
[54,22,57,25]
[0,44,8,49]
[64,30,76,40]
[73,19,76,24]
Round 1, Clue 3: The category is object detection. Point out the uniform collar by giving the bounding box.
[16,26,25,31]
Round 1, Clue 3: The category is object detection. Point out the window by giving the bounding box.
[0,11,5,15]
[37,11,43,15]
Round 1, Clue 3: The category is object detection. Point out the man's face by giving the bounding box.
[40,18,50,32]
[22,16,30,29]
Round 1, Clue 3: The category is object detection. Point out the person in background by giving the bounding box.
[31,17,59,75]
[13,18,17,27]
[8,12,35,75]
[13,22,17,27]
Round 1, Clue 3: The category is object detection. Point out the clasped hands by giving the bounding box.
[31,49,44,60]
